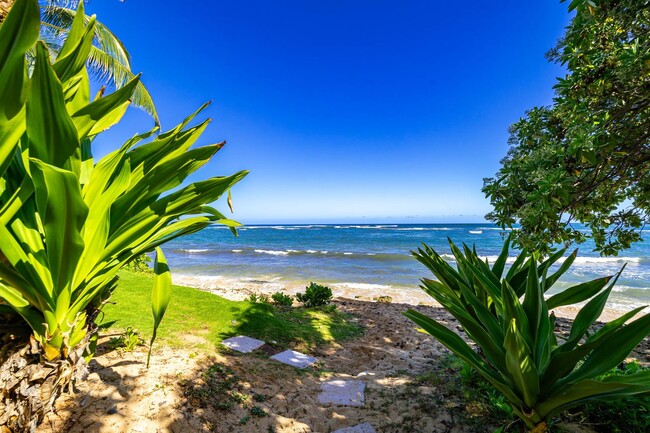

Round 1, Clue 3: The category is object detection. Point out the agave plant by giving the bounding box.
[0,0,246,429]
[405,238,650,432]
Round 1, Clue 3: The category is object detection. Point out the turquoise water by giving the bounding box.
[164,223,650,310]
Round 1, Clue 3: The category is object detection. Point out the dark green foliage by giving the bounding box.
[405,238,650,431]
[483,0,650,255]
[452,356,650,433]
[123,253,152,273]
[570,362,650,433]
[270,292,293,307]
[296,282,333,307]
[247,293,270,304]
[249,406,267,417]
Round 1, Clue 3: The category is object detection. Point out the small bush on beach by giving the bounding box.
[271,292,293,307]
[247,293,270,304]
[405,237,650,432]
[375,295,393,303]
[296,282,333,307]
[123,253,153,274]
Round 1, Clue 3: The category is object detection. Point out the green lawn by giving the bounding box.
[100,271,362,351]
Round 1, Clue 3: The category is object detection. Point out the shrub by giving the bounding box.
[375,295,392,303]
[271,292,293,307]
[247,293,270,303]
[573,362,650,433]
[0,0,247,365]
[296,282,333,307]
[123,253,153,273]
[404,237,650,432]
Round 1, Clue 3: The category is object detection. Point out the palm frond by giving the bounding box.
[41,4,130,67]
[39,3,158,125]
[87,46,158,125]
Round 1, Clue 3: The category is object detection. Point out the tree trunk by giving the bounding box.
[0,321,89,433]
[530,420,549,433]
[0,0,15,24]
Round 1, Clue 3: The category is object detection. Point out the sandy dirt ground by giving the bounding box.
[37,296,650,433]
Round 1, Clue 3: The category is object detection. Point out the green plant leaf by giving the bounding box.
[147,247,171,368]
[30,159,87,295]
[0,0,39,177]
[503,318,540,408]
[562,313,650,385]
[546,276,612,310]
[27,42,81,172]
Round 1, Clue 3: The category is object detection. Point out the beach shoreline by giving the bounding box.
[172,274,647,323]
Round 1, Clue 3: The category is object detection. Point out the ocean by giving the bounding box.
[164,223,650,311]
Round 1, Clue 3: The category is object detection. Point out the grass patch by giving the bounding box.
[100,271,361,350]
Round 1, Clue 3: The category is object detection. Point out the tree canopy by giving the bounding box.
[483,0,650,256]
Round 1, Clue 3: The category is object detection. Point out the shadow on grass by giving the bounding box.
[223,301,362,353]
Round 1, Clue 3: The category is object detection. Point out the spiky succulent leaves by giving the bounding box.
[0,0,247,362]
[0,0,39,177]
[30,160,87,359]
[407,240,650,429]
[147,247,170,368]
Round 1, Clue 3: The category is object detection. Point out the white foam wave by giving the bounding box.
[332,282,396,291]
[438,254,643,265]
[182,248,210,253]
[568,256,641,264]
[232,249,242,253]
[254,249,289,256]
[469,230,483,234]
[395,227,457,231]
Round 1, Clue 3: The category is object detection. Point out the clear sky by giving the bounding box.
[87,1,571,224]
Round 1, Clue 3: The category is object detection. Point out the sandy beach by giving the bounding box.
[36,279,650,433]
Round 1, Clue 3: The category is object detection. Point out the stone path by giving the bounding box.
[270,349,318,369]
[317,379,365,406]
[332,423,377,433]
[221,335,265,353]
[221,336,374,432]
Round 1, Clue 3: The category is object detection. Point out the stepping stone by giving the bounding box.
[221,335,265,353]
[270,349,317,369]
[318,379,365,406]
[332,423,376,433]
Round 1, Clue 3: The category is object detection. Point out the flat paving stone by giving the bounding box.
[270,349,317,369]
[221,336,265,353]
[332,423,376,433]
[318,379,365,406]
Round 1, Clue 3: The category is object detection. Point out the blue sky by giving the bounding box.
[88,1,571,224]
